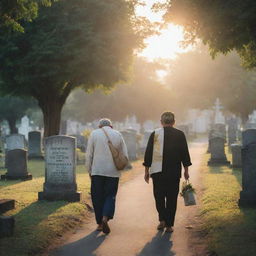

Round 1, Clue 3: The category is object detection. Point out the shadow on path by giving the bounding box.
[51,231,106,256]
[137,231,175,256]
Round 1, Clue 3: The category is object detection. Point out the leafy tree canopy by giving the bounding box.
[165,47,256,121]
[0,0,54,32]
[0,0,149,136]
[63,57,175,123]
[163,0,256,68]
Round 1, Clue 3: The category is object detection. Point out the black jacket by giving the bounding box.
[143,127,192,178]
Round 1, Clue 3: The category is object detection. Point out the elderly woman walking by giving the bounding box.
[86,118,128,234]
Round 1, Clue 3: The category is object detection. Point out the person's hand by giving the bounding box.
[184,170,189,180]
[144,171,150,184]
[89,173,92,180]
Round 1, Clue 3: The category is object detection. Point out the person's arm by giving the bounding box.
[85,132,94,178]
[180,132,192,180]
[120,134,129,160]
[143,132,155,183]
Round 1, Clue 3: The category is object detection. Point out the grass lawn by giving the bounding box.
[0,156,142,256]
[201,149,256,256]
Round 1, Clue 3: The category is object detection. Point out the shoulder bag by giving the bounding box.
[102,128,128,170]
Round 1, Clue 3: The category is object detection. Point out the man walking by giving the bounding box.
[86,118,128,234]
[143,112,192,232]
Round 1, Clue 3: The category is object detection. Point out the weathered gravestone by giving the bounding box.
[71,134,87,152]
[239,129,256,207]
[207,129,215,153]
[6,134,26,151]
[213,123,226,140]
[121,130,137,161]
[0,199,15,238]
[245,122,256,130]
[227,119,238,145]
[208,137,230,165]
[0,199,15,214]
[5,134,26,169]
[1,149,32,180]
[0,216,15,238]
[231,144,242,168]
[28,131,43,159]
[38,136,81,202]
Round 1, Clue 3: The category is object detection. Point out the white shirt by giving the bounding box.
[150,128,164,175]
[86,126,128,177]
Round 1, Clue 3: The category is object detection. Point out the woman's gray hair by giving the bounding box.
[99,118,112,127]
[161,112,175,124]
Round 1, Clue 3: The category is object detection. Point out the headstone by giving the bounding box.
[231,144,242,168]
[0,216,15,238]
[71,134,87,152]
[38,135,81,202]
[28,131,43,159]
[213,98,225,124]
[239,130,256,207]
[1,149,32,180]
[0,199,15,214]
[6,134,26,151]
[208,137,230,165]
[18,115,32,139]
[227,118,238,145]
[246,123,256,129]
[213,123,226,139]
[242,129,256,147]
[121,130,137,161]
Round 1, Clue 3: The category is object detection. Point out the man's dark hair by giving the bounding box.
[161,112,175,124]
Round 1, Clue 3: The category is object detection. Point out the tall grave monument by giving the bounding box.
[38,135,81,202]
[208,137,230,166]
[213,98,225,125]
[239,129,256,207]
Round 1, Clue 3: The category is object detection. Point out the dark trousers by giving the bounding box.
[152,173,180,227]
[91,175,119,224]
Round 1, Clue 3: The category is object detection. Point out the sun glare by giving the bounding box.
[136,0,190,60]
[141,24,187,60]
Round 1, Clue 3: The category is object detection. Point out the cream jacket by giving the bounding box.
[86,126,128,177]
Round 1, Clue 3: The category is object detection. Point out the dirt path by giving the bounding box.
[51,140,207,256]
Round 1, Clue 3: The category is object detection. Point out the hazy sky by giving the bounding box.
[136,0,191,60]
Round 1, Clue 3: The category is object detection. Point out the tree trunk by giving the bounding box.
[7,118,18,134]
[38,98,65,138]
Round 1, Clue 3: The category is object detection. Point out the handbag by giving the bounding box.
[102,128,128,170]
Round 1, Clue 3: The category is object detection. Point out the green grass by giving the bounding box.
[201,149,256,256]
[0,157,142,256]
